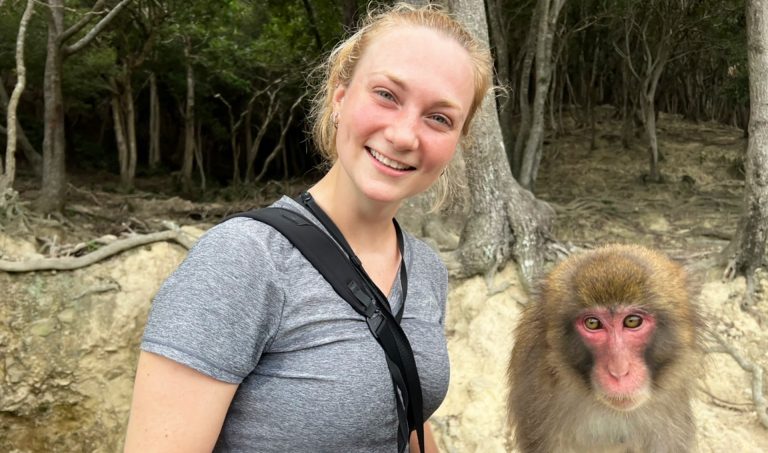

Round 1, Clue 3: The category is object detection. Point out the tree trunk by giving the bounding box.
[255,93,305,183]
[442,0,556,285]
[148,71,161,169]
[301,0,323,50]
[341,0,359,29]
[182,36,195,192]
[37,0,131,212]
[485,0,515,166]
[245,90,278,183]
[125,71,137,187]
[639,45,669,183]
[110,67,138,189]
[0,76,42,177]
[724,0,768,305]
[511,17,537,179]
[621,62,634,149]
[1,0,35,196]
[194,121,205,191]
[110,91,129,186]
[39,0,67,213]
[642,93,661,182]
[519,0,567,191]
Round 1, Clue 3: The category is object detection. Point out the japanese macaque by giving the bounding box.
[507,244,702,453]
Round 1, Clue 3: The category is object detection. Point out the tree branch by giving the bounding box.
[63,0,132,57]
[59,0,107,43]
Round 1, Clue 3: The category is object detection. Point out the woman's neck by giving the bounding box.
[307,165,400,255]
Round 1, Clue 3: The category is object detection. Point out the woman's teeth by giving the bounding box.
[367,147,413,171]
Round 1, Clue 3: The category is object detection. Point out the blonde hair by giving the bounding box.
[309,2,493,166]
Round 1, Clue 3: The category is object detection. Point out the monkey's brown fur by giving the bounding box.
[507,244,703,453]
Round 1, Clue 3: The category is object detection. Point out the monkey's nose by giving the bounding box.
[608,359,630,379]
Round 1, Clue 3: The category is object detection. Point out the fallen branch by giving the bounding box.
[707,331,768,429]
[0,229,194,272]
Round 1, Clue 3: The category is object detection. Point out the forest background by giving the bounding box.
[1,0,768,451]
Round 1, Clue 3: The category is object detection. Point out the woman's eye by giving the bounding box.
[430,114,452,127]
[375,90,395,101]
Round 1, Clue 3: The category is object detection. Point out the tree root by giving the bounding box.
[699,386,753,413]
[72,281,121,300]
[0,228,195,272]
[0,188,31,231]
[707,331,768,429]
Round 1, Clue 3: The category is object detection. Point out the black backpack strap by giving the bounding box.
[224,207,424,453]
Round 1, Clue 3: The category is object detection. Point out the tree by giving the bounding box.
[612,0,713,183]
[107,0,167,189]
[516,0,568,190]
[38,0,132,212]
[0,0,35,208]
[437,0,556,285]
[724,0,768,307]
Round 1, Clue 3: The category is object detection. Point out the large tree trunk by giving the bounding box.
[724,0,768,306]
[443,0,556,285]
[1,0,35,196]
[39,0,67,213]
[37,0,132,212]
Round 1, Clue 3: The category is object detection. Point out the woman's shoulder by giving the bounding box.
[196,196,303,259]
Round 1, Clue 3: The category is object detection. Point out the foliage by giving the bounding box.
[0,0,754,196]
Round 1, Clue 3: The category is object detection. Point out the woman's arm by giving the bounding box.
[410,420,440,453]
[123,351,239,453]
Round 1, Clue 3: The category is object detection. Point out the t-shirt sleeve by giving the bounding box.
[141,217,285,384]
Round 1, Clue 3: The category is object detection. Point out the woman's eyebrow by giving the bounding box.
[372,71,463,111]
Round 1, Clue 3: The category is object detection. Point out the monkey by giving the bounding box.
[507,244,703,453]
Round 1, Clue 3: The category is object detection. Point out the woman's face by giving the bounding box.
[331,26,475,207]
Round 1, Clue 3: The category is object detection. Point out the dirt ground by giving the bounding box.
[1,110,768,452]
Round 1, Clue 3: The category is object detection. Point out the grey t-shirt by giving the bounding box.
[141,196,450,452]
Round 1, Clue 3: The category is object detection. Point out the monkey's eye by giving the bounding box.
[584,317,602,330]
[623,315,643,328]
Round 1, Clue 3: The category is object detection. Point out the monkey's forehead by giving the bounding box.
[543,244,689,308]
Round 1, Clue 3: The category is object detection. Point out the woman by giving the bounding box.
[124,3,493,452]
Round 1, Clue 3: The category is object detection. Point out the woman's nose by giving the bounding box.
[385,111,419,152]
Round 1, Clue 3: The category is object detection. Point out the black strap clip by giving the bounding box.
[348,280,377,317]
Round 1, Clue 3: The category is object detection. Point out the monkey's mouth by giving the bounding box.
[599,394,646,412]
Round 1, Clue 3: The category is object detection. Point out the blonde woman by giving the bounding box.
[124,3,493,452]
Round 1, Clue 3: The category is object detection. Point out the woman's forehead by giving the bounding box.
[354,26,475,108]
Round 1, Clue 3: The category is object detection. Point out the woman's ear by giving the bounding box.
[332,84,346,112]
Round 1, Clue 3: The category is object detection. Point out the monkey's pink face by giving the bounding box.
[575,307,657,411]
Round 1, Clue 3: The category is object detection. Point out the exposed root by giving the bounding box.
[707,331,768,429]
[0,188,31,231]
[72,280,121,300]
[0,228,195,272]
[699,386,753,413]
